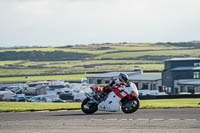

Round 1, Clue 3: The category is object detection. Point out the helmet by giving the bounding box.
[118,73,129,83]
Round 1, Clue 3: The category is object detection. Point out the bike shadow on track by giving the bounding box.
[47,112,122,117]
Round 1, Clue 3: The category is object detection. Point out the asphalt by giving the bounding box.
[0,108,200,133]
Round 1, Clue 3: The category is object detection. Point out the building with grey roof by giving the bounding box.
[162,57,200,95]
[129,73,165,96]
[87,57,200,96]
[87,71,165,96]
[174,79,200,94]
[87,71,139,84]
[129,73,161,81]
[165,57,200,61]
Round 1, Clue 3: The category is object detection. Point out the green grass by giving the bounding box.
[0,59,162,76]
[0,102,81,112]
[140,98,200,109]
[0,43,199,79]
[0,47,114,54]
[112,43,186,51]
[0,98,199,112]
[0,61,23,66]
[0,69,54,76]
[0,74,94,83]
[97,49,200,59]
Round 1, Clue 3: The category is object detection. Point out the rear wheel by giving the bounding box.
[121,97,140,114]
[81,98,98,114]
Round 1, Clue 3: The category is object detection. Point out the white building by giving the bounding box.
[87,71,166,96]
[129,73,166,96]
[87,71,141,84]
[174,79,200,94]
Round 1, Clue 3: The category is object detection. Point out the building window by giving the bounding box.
[153,84,156,90]
[105,80,110,84]
[150,84,156,90]
[193,72,200,79]
[159,86,163,92]
[97,79,102,84]
[194,62,200,66]
[180,86,185,92]
[142,83,148,90]
[188,86,195,94]
[89,79,93,84]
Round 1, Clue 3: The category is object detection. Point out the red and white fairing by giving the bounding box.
[98,82,139,112]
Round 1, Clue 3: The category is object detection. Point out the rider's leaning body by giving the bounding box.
[103,73,130,93]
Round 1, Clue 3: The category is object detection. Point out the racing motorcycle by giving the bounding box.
[81,82,140,114]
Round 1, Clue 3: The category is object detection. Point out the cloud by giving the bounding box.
[0,0,200,46]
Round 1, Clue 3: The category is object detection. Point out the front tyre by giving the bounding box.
[121,97,140,114]
[81,98,98,114]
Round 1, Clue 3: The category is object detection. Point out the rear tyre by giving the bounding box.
[81,98,98,114]
[121,97,140,114]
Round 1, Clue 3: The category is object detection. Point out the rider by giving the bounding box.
[98,73,131,112]
[103,73,130,93]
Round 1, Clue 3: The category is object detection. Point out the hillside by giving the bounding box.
[0,42,200,76]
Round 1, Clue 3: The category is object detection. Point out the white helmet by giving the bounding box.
[118,73,129,83]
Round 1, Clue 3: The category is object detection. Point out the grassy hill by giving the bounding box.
[0,42,200,78]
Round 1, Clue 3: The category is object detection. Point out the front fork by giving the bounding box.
[85,93,98,104]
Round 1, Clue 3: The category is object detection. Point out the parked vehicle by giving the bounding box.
[0,91,16,101]
[28,96,47,102]
[0,87,8,91]
[28,95,62,102]
[52,98,65,102]
[16,97,26,102]
[81,82,140,114]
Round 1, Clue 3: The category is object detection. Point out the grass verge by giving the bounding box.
[0,102,81,112]
[140,98,200,109]
[0,74,94,83]
[0,98,200,112]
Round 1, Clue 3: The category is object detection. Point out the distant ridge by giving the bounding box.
[189,40,200,44]
[0,41,200,49]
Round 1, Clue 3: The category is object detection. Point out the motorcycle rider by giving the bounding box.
[85,73,139,112]
[97,73,131,111]
[103,73,130,93]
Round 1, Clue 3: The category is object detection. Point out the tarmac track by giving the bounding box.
[0,108,200,133]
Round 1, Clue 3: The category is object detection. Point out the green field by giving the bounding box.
[0,74,93,83]
[0,102,81,112]
[141,98,200,109]
[0,42,200,83]
[0,60,163,76]
[0,98,199,112]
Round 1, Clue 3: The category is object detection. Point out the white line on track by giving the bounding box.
[90,119,102,121]
[185,119,197,121]
[120,119,127,121]
[152,119,164,121]
[136,119,149,121]
[168,119,180,121]
[106,119,118,121]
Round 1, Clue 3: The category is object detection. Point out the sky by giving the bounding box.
[0,0,200,47]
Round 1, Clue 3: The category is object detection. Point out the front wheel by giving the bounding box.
[81,98,98,114]
[121,97,140,114]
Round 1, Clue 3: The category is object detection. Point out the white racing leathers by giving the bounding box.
[98,83,137,112]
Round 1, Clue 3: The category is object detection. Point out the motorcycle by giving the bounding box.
[81,82,140,114]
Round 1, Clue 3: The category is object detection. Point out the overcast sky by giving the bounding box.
[0,0,200,47]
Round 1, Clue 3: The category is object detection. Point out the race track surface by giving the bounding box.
[0,108,200,133]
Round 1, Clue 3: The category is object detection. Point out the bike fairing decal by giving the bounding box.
[112,89,130,99]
